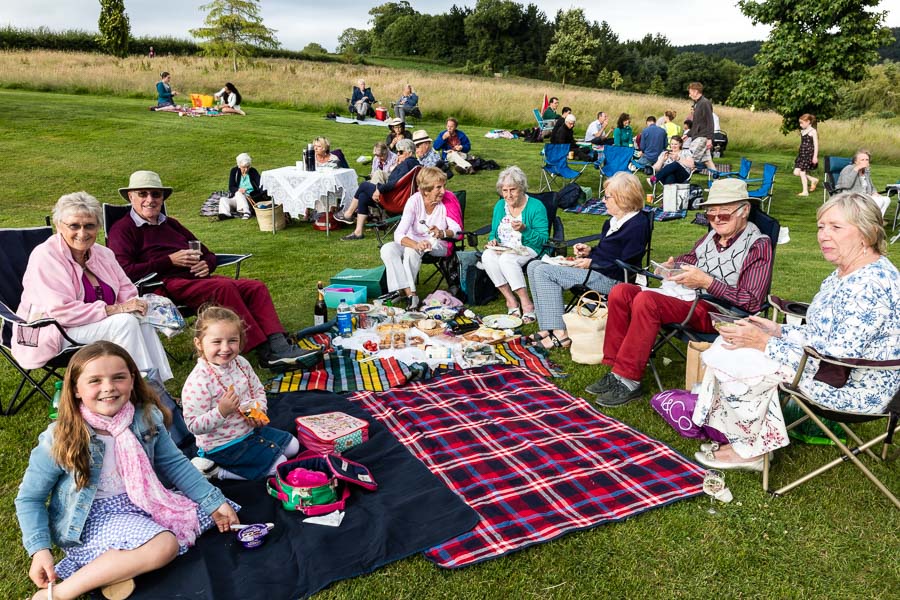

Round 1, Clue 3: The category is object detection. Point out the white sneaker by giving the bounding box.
[191,456,220,479]
[241,212,252,220]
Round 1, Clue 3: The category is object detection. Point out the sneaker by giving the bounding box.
[217,213,234,221]
[585,372,618,396]
[240,213,252,220]
[594,376,644,407]
[333,211,355,225]
[406,294,420,310]
[191,456,220,479]
[341,232,365,241]
[261,345,323,368]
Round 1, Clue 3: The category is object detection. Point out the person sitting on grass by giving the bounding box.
[334,139,419,241]
[413,130,441,168]
[635,116,668,169]
[385,117,412,153]
[613,113,634,147]
[526,172,651,349]
[156,72,178,107]
[108,170,315,368]
[585,111,611,145]
[585,178,773,407]
[434,118,474,175]
[222,153,262,220]
[212,82,245,115]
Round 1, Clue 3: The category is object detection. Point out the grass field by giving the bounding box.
[1,87,900,599]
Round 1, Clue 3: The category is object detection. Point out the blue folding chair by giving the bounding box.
[708,157,752,187]
[533,109,556,136]
[746,163,778,213]
[823,156,852,202]
[596,145,638,193]
[540,143,589,191]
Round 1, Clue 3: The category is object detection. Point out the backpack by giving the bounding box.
[556,183,585,209]
[522,127,544,143]
[457,251,498,305]
[688,184,705,209]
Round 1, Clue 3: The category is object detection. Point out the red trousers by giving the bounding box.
[164,276,284,350]
[602,283,716,381]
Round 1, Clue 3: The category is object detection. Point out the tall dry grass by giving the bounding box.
[1,50,898,162]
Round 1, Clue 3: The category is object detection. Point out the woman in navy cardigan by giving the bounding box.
[526,172,651,349]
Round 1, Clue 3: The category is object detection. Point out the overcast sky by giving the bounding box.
[4,0,900,51]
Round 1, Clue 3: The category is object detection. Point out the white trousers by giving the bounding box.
[481,247,537,292]
[66,313,174,382]
[380,242,449,293]
[219,191,252,217]
[445,151,472,170]
[871,193,890,216]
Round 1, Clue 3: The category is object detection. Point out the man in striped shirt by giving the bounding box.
[587,179,774,406]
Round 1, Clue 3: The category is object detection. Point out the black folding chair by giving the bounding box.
[765,346,900,509]
[420,191,467,298]
[0,226,83,415]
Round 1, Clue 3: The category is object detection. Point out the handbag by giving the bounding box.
[266,451,377,515]
[562,290,607,365]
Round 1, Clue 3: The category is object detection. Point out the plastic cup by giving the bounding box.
[709,312,740,332]
[188,240,201,253]
[646,193,654,205]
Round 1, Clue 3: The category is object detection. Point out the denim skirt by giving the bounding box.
[205,426,295,480]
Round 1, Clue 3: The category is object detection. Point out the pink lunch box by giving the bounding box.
[295,412,369,454]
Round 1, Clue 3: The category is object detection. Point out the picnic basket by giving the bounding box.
[250,198,286,232]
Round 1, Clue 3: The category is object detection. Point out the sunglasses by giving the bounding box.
[135,190,164,199]
[705,204,746,223]
[62,222,98,232]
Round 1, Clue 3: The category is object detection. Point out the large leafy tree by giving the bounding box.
[337,28,372,55]
[464,0,550,75]
[545,9,599,85]
[728,0,894,132]
[98,0,130,58]
[190,0,279,72]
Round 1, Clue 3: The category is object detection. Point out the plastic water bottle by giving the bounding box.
[336,299,353,336]
[49,380,62,419]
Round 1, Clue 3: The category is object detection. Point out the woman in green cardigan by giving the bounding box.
[482,166,549,323]
[613,112,633,147]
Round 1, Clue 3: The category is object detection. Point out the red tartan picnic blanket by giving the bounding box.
[348,365,705,568]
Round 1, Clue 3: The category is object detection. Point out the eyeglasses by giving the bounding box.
[135,190,164,199]
[62,222,98,232]
[705,205,746,223]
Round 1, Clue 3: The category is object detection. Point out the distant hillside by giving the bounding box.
[676,27,899,65]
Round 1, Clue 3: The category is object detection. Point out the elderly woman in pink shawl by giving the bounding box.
[379,167,462,309]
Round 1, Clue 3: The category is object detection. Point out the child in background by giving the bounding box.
[15,341,238,600]
[183,306,299,480]
[793,113,819,196]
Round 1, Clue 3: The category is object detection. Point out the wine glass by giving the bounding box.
[702,469,725,514]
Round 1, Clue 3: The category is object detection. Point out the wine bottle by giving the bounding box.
[314,281,328,326]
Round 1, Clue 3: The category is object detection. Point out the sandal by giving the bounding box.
[529,331,570,350]
[522,311,536,324]
[545,332,571,349]
[809,179,818,193]
[507,307,522,317]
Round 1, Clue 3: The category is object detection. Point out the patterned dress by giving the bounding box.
[693,256,900,457]
[794,128,817,171]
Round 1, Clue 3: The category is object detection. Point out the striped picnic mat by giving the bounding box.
[566,201,685,221]
[269,337,561,394]
[348,365,705,568]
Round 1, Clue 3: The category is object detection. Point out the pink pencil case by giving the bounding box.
[295,412,369,454]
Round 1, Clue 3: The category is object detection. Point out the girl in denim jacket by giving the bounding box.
[15,341,239,600]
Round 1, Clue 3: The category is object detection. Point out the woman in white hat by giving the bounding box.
[385,117,412,152]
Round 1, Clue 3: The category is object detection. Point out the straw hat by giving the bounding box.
[388,117,404,127]
[697,178,753,207]
[412,129,432,145]
[118,170,173,200]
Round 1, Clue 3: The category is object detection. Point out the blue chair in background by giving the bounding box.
[540,143,589,191]
[746,163,778,213]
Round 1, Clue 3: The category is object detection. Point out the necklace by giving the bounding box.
[203,357,254,396]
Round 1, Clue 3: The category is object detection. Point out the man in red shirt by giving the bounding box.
[108,171,316,367]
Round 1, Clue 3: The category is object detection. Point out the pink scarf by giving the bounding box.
[79,401,201,546]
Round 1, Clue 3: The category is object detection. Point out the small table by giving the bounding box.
[261,166,359,233]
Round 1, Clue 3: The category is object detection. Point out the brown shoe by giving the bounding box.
[102,578,136,600]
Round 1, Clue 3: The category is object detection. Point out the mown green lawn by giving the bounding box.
[1,89,899,599]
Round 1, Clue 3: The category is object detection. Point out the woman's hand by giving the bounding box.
[573,243,590,258]
[510,220,525,232]
[721,319,771,352]
[486,239,498,247]
[217,387,240,418]
[416,239,432,253]
[121,298,147,315]
[28,549,56,588]
[211,502,239,532]
[746,315,782,338]
[573,258,592,269]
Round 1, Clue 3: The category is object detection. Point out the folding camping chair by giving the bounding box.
[540,143,590,191]
[625,206,780,391]
[822,156,852,202]
[419,190,466,297]
[597,145,640,195]
[102,203,252,285]
[533,109,556,136]
[0,225,83,415]
[707,157,752,188]
[746,163,777,213]
[366,165,421,246]
[464,189,566,257]
[763,346,900,509]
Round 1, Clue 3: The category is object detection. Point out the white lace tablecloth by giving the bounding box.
[260,167,358,216]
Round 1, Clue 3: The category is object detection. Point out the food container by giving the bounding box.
[351,304,373,329]
[235,524,270,549]
[323,285,367,309]
[295,411,370,454]
[709,312,740,331]
[374,107,388,121]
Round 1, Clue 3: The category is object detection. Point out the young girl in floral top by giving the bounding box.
[183,306,299,480]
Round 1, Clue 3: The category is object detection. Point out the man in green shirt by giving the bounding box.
[542,97,560,121]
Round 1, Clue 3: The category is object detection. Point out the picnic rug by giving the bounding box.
[130,391,479,599]
[333,115,389,126]
[347,365,705,568]
[269,335,562,394]
[566,200,687,221]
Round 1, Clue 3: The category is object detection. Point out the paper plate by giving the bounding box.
[424,306,459,321]
[482,314,523,329]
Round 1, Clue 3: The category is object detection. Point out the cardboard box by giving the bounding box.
[323,285,367,309]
